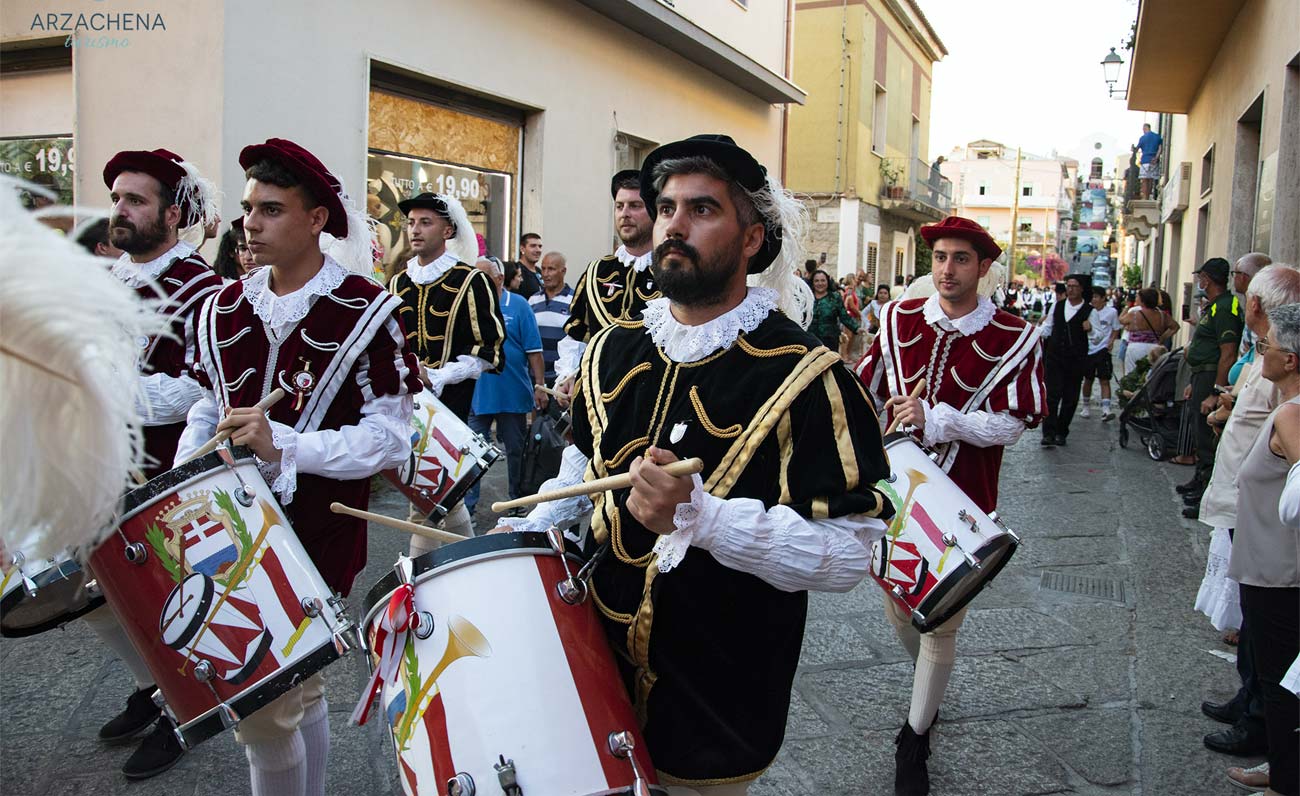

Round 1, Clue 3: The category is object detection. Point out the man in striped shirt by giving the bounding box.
[528,251,574,386]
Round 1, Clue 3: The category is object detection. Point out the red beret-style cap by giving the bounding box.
[920,216,1003,262]
[238,138,348,238]
[103,149,205,224]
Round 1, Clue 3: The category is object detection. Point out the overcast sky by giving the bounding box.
[924,0,1155,172]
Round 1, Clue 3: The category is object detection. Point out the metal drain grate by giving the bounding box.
[1039,570,1126,602]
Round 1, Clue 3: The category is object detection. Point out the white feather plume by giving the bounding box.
[0,178,164,560]
[173,159,222,230]
[902,262,1008,302]
[437,193,479,265]
[321,180,380,278]
[748,174,813,329]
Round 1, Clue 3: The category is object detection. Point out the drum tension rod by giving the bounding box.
[8,552,38,598]
[940,531,981,571]
[216,447,256,507]
[608,730,653,796]
[494,755,523,796]
[192,660,241,729]
[890,584,929,627]
[546,527,590,605]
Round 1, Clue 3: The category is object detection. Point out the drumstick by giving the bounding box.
[534,384,564,399]
[884,378,928,435]
[329,502,469,545]
[490,457,705,514]
[176,388,287,465]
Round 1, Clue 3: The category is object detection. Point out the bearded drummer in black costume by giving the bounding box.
[497,135,895,795]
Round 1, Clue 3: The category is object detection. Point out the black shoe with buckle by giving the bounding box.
[894,721,931,796]
[1203,724,1268,757]
[122,716,186,780]
[98,686,161,745]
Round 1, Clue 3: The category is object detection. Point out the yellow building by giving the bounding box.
[786,0,947,285]
[1124,0,1299,315]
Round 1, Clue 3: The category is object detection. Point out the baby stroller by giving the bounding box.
[1118,346,1184,460]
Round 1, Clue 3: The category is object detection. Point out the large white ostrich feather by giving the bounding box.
[1,179,164,560]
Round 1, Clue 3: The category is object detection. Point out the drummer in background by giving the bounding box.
[82,148,225,780]
[855,215,1046,796]
[387,191,504,544]
[174,138,422,796]
[499,134,895,795]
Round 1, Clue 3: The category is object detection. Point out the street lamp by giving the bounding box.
[1101,47,1127,99]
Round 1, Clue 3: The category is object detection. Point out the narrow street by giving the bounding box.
[0,409,1253,796]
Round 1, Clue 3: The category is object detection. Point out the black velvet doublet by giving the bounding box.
[564,254,662,342]
[570,309,894,784]
[388,263,504,418]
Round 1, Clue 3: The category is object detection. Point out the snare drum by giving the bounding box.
[362,533,664,796]
[89,446,358,748]
[0,549,103,637]
[383,389,500,521]
[871,433,1020,631]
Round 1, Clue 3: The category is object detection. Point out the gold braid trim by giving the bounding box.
[601,362,652,403]
[604,436,650,470]
[811,497,830,518]
[426,307,449,317]
[657,768,769,788]
[440,269,472,367]
[688,386,742,439]
[592,583,633,624]
[776,412,794,504]
[705,347,842,499]
[628,563,662,722]
[736,337,809,358]
[822,368,860,490]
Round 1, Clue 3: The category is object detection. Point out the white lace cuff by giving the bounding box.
[922,402,1026,448]
[553,337,586,386]
[652,474,707,572]
[262,421,299,504]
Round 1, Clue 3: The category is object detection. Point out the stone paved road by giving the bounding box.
[1,407,1256,795]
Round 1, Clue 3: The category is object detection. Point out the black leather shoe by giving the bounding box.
[1056,436,1068,446]
[1183,491,1204,504]
[1177,478,1204,495]
[122,716,185,780]
[894,721,931,796]
[98,686,161,745]
[1201,699,1243,726]
[1183,504,1202,519]
[1041,435,1056,447]
[1204,724,1268,757]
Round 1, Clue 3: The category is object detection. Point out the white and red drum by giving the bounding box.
[89,446,357,748]
[870,433,1020,631]
[362,533,665,796]
[383,389,500,521]
[0,548,103,637]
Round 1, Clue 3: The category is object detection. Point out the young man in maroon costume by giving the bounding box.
[83,148,225,780]
[856,216,1046,796]
[175,138,421,796]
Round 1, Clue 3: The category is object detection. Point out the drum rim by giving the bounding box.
[361,531,580,624]
[911,533,1019,631]
[119,446,258,523]
[0,558,104,638]
[175,637,341,748]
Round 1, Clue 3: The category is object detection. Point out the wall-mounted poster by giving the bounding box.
[1,136,75,206]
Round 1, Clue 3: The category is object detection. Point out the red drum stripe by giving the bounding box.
[422,691,456,784]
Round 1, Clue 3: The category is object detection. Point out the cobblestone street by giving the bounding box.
[0,408,1253,795]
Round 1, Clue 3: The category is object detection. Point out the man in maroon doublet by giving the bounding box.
[856,216,1045,796]
[83,148,224,781]
[175,138,421,796]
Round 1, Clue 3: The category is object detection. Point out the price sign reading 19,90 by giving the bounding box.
[433,173,481,201]
[34,145,74,176]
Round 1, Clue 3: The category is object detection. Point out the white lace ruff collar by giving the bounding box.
[614,245,653,273]
[406,251,459,285]
[110,240,196,287]
[243,256,347,330]
[641,287,779,363]
[923,293,996,336]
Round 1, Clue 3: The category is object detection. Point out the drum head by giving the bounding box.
[361,532,580,627]
[0,561,104,638]
[119,446,257,521]
[916,535,1018,631]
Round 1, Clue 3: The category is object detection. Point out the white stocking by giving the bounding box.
[908,630,958,733]
[246,731,307,796]
[300,698,330,796]
[82,604,154,690]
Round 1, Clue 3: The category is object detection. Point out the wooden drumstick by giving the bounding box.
[534,384,564,399]
[329,502,469,545]
[490,457,704,514]
[176,388,287,465]
[884,378,928,435]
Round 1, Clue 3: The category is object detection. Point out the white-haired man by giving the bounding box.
[497,135,894,794]
[388,192,505,545]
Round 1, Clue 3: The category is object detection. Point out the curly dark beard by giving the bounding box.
[109,205,170,255]
[650,239,743,307]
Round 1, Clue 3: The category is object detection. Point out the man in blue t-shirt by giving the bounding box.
[1136,123,1162,199]
[467,258,546,515]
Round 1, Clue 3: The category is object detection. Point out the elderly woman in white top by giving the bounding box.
[1225,302,1300,796]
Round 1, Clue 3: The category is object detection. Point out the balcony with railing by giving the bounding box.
[879,158,951,222]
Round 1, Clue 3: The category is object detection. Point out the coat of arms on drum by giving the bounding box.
[144,492,286,683]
